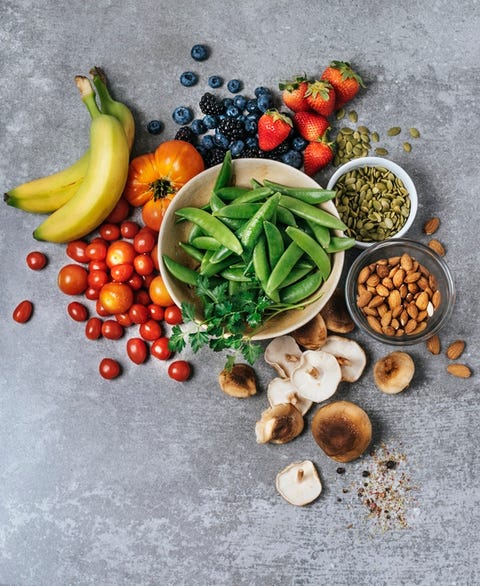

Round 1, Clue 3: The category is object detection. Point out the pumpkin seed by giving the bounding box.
[403,141,412,152]
[375,147,389,156]
[409,127,420,138]
[335,107,346,120]
[387,126,402,136]
[348,110,358,123]
[371,131,379,142]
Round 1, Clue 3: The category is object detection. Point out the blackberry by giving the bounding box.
[240,146,261,158]
[175,126,196,144]
[218,117,245,140]
[203,146,227,168]
[199,92,225,115]
[265,140,291,160]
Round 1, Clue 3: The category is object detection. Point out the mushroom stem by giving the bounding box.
[297,468,305,482]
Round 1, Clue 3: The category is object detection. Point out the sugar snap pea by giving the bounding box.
[278,195,347,230]
[263,220,284,267]
[162,255,198,286]
[280,270,323,304]
[179,242,204,262]
[285,226,331,280]
[241,193,281,253]
[306,218,331,248]
[190,236,222,250]
[324,236,356,253]
[263,179,336,204]
[277,265,313,289]
[215,186,251,200]
[214,202,263,219]
[220,267,254,282]
[212,150,232,192]
[265,241,304,295]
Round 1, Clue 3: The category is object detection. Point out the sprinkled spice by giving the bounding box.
[336,467,346,475]
[351,443,418,532]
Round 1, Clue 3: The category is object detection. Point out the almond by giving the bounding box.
[388,289,402,309]
[446,340,466,360]
[367,315,383,334]
[415,291,430,311]
[432,289,442,309]
[357,290,372,308]
[423,217,440,235]
[400,253,413,271]
[428,239,446,256]
[357,266,371,284]
[426,334,441,355]
[447,364,472,378]
[392,268,405,289]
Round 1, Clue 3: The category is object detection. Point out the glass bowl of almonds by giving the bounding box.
[327,157,418,248]
[345,238,455,345]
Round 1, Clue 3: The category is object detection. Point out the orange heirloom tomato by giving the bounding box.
[149,275,174,307]
[123,140,205,207]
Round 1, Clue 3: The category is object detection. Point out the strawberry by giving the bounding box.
[257,109,293,151]
[321,60,365,109]
[293,111,330,141]
[279,75,310,113]
[303,137,334,176]
[304,80,336,117]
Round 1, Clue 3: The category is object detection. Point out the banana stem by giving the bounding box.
[90,66,116,112]
[75,76,101,119]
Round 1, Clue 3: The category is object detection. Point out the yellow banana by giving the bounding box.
[5,68,134,214]
[33,77,130,243]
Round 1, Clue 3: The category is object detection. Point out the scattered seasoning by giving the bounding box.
[350,443,418,532]
[336,467,346,475]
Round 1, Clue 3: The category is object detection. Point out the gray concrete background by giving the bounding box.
[1,1,479,584]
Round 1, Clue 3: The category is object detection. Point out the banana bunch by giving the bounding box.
[5,67,134,242]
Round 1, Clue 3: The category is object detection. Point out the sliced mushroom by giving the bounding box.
[373,351,415,394]
[255,403,304,444]
[311,400,372,462]
[218,363,257,398]
[264,335,303,378]
[276,460,322,506]
[319,336,367,382]
[267,377,313,416]
[291,312,328,350]
[320,288,355,334]
[290,350,342,403]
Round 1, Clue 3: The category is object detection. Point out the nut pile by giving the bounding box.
[356,252,440,337]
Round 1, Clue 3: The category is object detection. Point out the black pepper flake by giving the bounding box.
[336,467,346,475]
[386,460,397,470]
[362,470,371,477]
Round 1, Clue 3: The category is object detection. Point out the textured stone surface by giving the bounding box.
[1,1,479,584]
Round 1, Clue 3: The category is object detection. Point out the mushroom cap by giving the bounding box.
[255,403,304,444]
[320,288,355,334]
[264,335,303,378]
[291,312,328,350]
[373,351,415,394]
[218,363,257,398]
[267,377,313,416]
[276,460,322,506]
[311,400,372,462]
[290,350,342,403]
[319,336,367,383]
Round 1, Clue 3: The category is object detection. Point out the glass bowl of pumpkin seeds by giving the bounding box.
[327,157,418,249]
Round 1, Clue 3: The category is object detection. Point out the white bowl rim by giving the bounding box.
[326,156,418,249]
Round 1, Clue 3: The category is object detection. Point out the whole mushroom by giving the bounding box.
[255,403,304,444]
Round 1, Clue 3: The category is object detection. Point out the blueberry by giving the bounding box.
[244,118,257,135]
[195,145,207,157]
[257,93,273,113]
[222,97,234,109]
[191,44,209,61]
[233,95,247,110]
[202,135,215,149]
[191,119,207,135]
[281,150,303,169]
[230,140,245,157]
[208,75,223,88]
[246,99,259,113]
[172,106,194,125]
[254,86,271,98]
[227,79,242,94]
[202,114,218,129]
[292,136,308,151]
[226,105,240,118]
[245,136,258,148]
[214,131,229,149]
[146,120,163,135]
[180,71,198,87]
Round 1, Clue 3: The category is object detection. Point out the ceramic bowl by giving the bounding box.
[158,158,345,340]
[326,156,418,249]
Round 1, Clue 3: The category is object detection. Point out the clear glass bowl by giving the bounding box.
[345,238,455,345]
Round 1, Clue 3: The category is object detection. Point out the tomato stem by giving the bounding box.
[150,178,176,200]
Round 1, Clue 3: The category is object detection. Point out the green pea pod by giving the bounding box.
[281,270,323,304]
[190,236,222,250]
[285,226,331,280]
[253,237,280,303]
[265,241,304,295]
[216,186,251,200]
[179,242,204,262]
[175,207,243,255]
[240,193,281,253]
[324,236,356,253]
[209,191,226,213]
[263,220,284,267]
[220,267,254,282]
[213,150,233,192]
[187,223,205,243]
[276,206,297,227]
[214,202,262,219]
[263,180,336,204]
[250,178,263,188]
[306,218,331,248]
[232,186,273,204]
[162,255,198,286]
[200,256,235,277]
[279,195,347,230]
[209,245,234,264]
[278,265,313,289]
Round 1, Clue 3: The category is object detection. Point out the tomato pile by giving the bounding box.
[55,195,191,381]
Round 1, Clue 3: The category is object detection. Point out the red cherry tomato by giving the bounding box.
[99,282,134,314]
[85,317,103,340]
[168,360,191,381]
[134,229,156,253]
[86,240,108,261]
[126,338,148,364]
[150,244,160,270]
[58,264,89,295]
[66,240,89,263]
[110,263,134,283]
[116,312,133,327]
[133,253,154,276]
[99,358,121,379]
[150,336,172,360]
[85,286,100,301]
[148,303,164,321]
[26,251,48,270]
[105,197,130,223]
[128,273,143,291]
[128,303,149,324]
[106,240,136,268]
[95,299,111,317]
[164,305,183,325]
[121,221,140,239]
[12,300,33,323]
[88,260,108,272]
[99,223,121,241]
[67,301,89,322]
[139,319,162,341]
[87,269,110,290]
[134,289,151,306]
[101,319,124,340]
